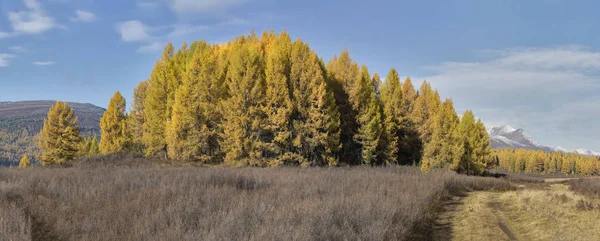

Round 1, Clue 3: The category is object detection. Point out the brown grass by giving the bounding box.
[486,169,580,184]
[567,177,600,198]
[0,188,31,241]
[448,184,600,241]
[0,161,513,241]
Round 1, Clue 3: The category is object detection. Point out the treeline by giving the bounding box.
[0,129,37,164]
[493,149,600,175]
[34,31,492,175]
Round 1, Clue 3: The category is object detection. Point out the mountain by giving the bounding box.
[488,125,599,156]
[0,101,105,166]
[575,149,600,156]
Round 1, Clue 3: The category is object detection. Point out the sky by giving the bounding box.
[1,0,600,151]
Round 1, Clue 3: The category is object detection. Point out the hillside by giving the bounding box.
[0,101,105,165]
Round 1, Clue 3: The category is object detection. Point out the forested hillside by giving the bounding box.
[0,101,104,165]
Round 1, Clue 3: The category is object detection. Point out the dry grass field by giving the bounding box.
[0,157,513,241]
[444,184,600,241]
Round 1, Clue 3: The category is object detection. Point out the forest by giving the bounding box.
[32,30,494,175]
[493,148,600,175]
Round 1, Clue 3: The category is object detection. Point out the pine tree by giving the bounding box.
[455,110,490,175]
[411,81,441,166]
[326,49,361,164]
[78,136,92,157]
[398,77,422,165]
[354,66,384,165]
[100,91,130,154]
[472,119,491,175]
[220,36,268,166]
[421,99,460,172]
[401,77,417,114]
[411,81,441,142]
[129,80,148,146]
[89,134,100,156]
[19,155,31,168]
[143,44,175,157]
[167,43,188,117]
[167,42,223,163]
[38,101,82,166]
[380,68,402,164]
[262,31,296,165]
[290,40,340,166]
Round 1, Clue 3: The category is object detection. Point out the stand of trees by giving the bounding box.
[35,31,492,175]
[493,149,600,175]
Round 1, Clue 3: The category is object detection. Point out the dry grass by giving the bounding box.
[486,169,578,184]
[0,161,513,241]
[447,183,600,241]
[0,187,31,241]
[567,177,600,198]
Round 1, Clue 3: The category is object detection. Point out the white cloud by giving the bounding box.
[168,24,208,38]
[0,32,17,39]
[8,0,61,35]
[9,46,26,52]
[137,42,162,53]
[168,0,246,14]
[136,1,160,9]
[70,10,97,23]
[33,61,55,66]
[423,46,600,150]
[0,54,15,67]
[116,20,150,42]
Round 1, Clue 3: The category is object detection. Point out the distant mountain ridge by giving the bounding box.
[0,100,105,165]
[487,125,600,156]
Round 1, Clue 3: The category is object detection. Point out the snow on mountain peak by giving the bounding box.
[575,149,600,156]
[488,125,517,136]
[487,124,600,156]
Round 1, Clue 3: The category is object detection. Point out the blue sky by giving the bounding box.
[1,0,600,151]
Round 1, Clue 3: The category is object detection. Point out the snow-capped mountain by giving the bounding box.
[575,149,600,156]
[487,125,599,156]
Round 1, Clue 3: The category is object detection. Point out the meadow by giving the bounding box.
[0,155,514,241]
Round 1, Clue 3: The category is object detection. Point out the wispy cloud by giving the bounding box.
[116,20,211,53]
[0,54,16,67]
[33,61,56,66]
[136,1,160,9]
[0,32,17,39]
[9,46,27,53]
[70,10,97,23]
[116,20,150,42]
[7,0,62,35]
[168,24,208,38]
[137,42,163,53]
[423,46,600,150]
[167,0,247,14]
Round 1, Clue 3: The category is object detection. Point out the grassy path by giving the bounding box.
[434,181,600,241]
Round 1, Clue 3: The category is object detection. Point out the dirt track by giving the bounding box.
[433,181,600,241]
